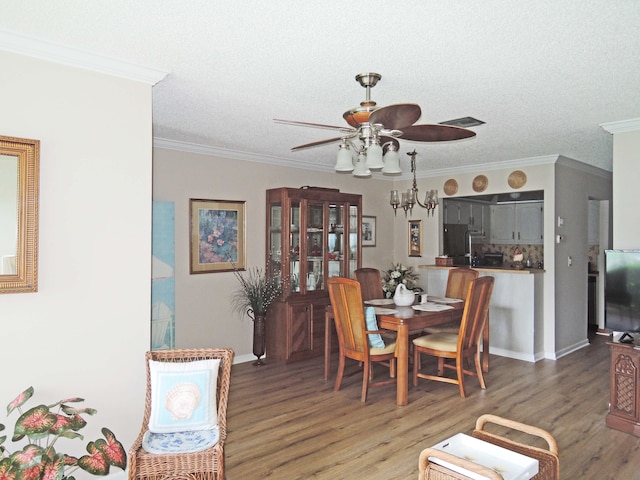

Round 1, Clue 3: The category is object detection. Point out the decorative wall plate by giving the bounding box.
[508,170,527,189]
[443,178,458,196]
[472,174,488,192]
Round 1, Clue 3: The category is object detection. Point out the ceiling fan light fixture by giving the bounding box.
[335,142,354,172]
[352,151,371,177]
[381,144,401,174]
[365,141,384,170]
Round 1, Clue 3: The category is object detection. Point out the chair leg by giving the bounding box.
[437,357,445,376]
[390,357,396,378]
[475,352,486,389]
[413,348,420,387]
[334,355,346,392]
[361,360,370,402]
[456,360,466,398]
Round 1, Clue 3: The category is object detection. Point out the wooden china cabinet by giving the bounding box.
[265,186,362,363]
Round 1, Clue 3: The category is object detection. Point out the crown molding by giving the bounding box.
[0,29,168,85]
[154,138,575,182]
[556,155,612,179]
[153,137,336,173]
[600,118,640,134]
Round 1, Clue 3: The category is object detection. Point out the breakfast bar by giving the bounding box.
[420,265,545,362]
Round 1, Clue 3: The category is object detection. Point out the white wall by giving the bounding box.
[611,127,640,248]
[553,158,612,356]
[0,50,155,469]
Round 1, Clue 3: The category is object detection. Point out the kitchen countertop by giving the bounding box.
[419,264,545,274]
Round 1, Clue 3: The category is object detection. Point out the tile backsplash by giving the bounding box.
[473,243,544,267]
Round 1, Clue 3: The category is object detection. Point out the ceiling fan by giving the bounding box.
[274,72,478,177]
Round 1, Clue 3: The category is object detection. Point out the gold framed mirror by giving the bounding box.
[0,135,39,293]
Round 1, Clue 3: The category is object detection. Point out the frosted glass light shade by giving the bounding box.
[381,147,401,174]
[365,142,384,170]
[335,144,354,172]
[390,190,400,206]
[353,152,371,177]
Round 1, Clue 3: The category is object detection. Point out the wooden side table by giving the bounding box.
[606,340,640,437]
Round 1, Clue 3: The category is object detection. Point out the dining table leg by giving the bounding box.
[396,323,410,406]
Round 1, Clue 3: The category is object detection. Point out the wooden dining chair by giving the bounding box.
[423,268,479,335]
[327,277,397,402]
[413,276,494,398]
[446,267,480,300]
[354,267,384,301]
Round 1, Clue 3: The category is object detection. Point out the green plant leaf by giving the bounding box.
[0,457,16,479]
[77,442,109,476]
[9,444,43,470]
[95,428,126,469]
[13,406,57,440]
[6,387,34,416]
[60,406,96,417]
[57,431,83,440]
[39,453,64,480]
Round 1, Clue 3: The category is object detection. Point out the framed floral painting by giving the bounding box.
[189,199,246,273]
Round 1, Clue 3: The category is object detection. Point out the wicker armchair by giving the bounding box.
[128,348,234,480]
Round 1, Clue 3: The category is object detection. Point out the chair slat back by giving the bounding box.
[354,268,384,301]
[445,268,479,300]
[328,277,369,360]
[457,276,494,352]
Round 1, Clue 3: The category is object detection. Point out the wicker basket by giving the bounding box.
[418,414,559,480]
[471,414,559,480]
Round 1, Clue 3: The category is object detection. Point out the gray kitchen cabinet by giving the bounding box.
[490,202,543,245]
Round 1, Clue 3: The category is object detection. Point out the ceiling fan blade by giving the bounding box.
[399,124,476,142]
[368,103,422,130]
[274,118,354,133]
[291,136,346,152]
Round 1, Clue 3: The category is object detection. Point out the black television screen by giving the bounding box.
[605,250,640,342]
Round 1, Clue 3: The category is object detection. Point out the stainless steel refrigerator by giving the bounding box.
[443,224,470,266]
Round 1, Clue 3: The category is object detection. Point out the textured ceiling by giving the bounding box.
[2,1,639,176]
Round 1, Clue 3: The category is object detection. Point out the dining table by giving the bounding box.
[324,299,490,406]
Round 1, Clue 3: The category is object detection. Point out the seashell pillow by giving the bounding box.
[148,358,220,433]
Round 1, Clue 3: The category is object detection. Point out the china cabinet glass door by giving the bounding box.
[328,203,345,280]
[306,202,324,291]
[348,205,359,278]
[290,201,301,293]
[268,203,283,280]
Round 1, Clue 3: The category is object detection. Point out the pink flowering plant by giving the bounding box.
[0,386,126,480]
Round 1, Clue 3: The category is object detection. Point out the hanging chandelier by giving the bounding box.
[390,150,439,216]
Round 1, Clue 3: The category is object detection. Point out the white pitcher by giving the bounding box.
[393,283,415,306]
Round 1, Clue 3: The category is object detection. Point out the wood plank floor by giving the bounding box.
[225,333,640,479]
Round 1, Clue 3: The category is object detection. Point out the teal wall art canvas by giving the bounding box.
[152,201,175,350]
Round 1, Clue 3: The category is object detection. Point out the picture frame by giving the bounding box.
[189,199,246,273]
[408,219,422,257]
[362,215,376,247]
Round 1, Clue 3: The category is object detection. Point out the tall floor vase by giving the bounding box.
[248,309,266,366]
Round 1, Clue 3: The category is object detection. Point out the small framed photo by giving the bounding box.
[409,219,422,257]
[190,199,246,273]
[362,215,376,247]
